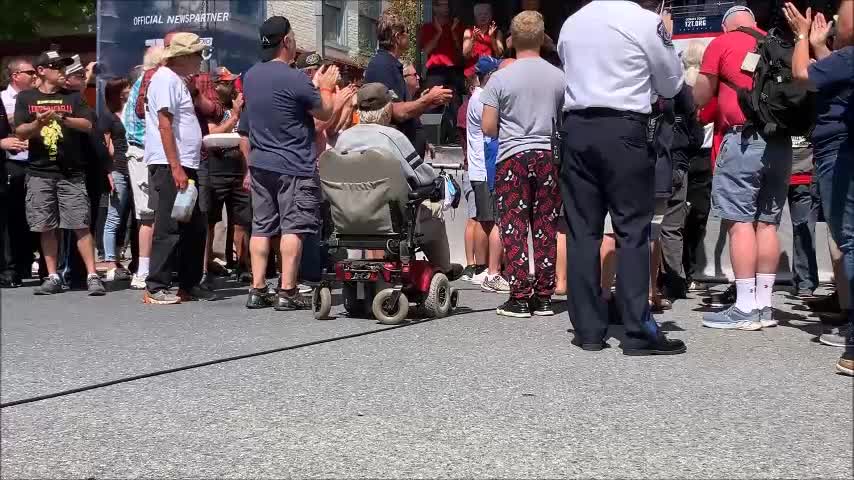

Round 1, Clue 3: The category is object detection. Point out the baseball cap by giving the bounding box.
[295,51,326,70]
[260,16,291,62]
[33,50,74,69]
[474,56,500,76]
[722,5,754,28]
[357,83,399,111]
[65,55,84,76]
[164,32,206,59]
[216,66,237,82]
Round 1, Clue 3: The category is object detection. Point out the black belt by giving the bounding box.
[566,107,649,122]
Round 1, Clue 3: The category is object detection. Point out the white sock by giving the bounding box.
[49,273,61,282]
[735,278,757,312]
[137,257,150,277]
[755,273,776,309]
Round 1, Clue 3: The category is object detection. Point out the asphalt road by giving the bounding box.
[1,280,852,479]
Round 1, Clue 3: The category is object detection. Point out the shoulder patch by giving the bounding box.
[657,20,674,48]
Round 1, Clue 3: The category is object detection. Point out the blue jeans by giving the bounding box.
[788,184,819,291]
[819,145,854,353]
[102,171,131,262]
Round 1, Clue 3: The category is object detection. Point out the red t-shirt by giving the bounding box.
[419,22,465,69]
[699,29,765,130]
[464,29,496,78]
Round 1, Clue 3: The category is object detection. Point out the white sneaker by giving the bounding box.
[471,270,489,285]
[481,274,510,293]
[298,284,313,294]
[130,274,147,290]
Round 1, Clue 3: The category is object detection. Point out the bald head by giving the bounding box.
[723,11,756,32]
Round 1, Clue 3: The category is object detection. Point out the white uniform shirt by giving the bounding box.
[466,87,491,182]
[2,85,27,162]
[558,0,684,114]
[143,66,202,169]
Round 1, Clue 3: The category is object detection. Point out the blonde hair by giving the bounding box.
[681,41,706,87]
[143,46,165,70]
[510,10,544,51]
[358,104,393,126]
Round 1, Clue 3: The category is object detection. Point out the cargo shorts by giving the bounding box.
[711,131,792,225]
[250,167,321,237]
[26,175,91,232]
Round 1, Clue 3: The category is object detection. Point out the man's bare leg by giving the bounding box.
[74,228,98,275]
[250,236,271,290]
[40,229,59,275]
[279,233,303,291]
[556,231,567,295]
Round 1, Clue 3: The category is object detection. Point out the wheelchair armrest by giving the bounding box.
[408,178,442,203]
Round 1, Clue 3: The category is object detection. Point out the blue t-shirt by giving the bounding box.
[240,61,321,177]
[364,49,421,152]
[808,46,853,158]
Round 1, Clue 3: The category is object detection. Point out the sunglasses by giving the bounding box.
[41,63,66,71]
[14,69,36,76]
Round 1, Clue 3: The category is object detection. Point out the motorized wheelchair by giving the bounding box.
[310,147,460,324]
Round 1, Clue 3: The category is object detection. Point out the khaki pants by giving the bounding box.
[417,202,451,273]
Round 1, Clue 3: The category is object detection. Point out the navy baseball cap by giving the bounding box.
[474,56,500,76]
[260,16,291,62]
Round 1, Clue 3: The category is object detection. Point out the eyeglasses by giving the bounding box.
[14,70,36,76]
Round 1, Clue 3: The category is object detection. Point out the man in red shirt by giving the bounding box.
[693,6,793,330]
[419,0,466,144]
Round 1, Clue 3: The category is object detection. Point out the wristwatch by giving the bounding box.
[797,33,807,42]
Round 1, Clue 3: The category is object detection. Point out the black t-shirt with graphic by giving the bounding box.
[14,88,92,178]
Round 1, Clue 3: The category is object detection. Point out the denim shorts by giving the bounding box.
[711,131,792,225]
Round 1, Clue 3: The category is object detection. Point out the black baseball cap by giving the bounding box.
[295,51,327,70]
[34,50,74,69]
[260,16,291,62]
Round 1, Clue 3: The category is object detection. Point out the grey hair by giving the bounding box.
[358,104,393,126]
[681,40,707,87]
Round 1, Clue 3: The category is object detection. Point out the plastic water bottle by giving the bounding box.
[171,179,198,223]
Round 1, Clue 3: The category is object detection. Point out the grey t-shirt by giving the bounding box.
[480,57,564,162]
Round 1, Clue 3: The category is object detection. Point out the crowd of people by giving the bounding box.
[0,0,851,373]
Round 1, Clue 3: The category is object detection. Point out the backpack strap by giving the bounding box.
[735,26,766,41]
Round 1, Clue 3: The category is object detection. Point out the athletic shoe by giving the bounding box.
[446,263,464,281]
[687,281,707,293]
[460,265,476,282]
[275,291,312,311]
[703,284,736,308]
[34,275,63,295]
[528,296,555,316]
[759,306,778,328]
[819,325,851,347]
[246,288,276,309]
[178,285,220,302]
[836,351,854,376]
[481,274,510,293]
[143,289,181,305]
[297,284,313,295]
[795,288,816,299]
[496,298,531,318]
[106,267,131,282]
[87,274,106,296]
[130,274,147,290]
[0,271,23,288]
[806,291,841,313]
[471,269,489,286]
[702,306,762,330]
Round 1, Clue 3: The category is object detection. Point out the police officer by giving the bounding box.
[557,0,686,355]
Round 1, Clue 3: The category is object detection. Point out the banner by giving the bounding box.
[97,0,266,79]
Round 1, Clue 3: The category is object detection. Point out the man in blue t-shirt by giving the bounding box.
[238,16,340,311]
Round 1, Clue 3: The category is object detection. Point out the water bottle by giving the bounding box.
[171,179,198,223]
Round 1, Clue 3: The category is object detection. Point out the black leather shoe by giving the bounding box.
[572,338,608,351]
[246,288,275,309]
[622,334,686,356]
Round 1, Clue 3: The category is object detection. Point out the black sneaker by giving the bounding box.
[529,296,555,316]
[178,285,219,302]
[496,298,531,318]
[34,275,63,295]
[460,265,477,282]
[622,333,687,356]
[0,271,23,288]
[274,290,312,311]
[446,263,464,281]
[704,284,736,308]
[87,274,106,296]
[806,291,841,313]
[246,288,275,309]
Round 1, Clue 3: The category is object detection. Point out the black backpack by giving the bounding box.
[729,27,816,137]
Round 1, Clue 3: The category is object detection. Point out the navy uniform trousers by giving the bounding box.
[559,108,662,348]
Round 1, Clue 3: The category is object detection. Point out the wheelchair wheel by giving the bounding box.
[312,287,332,320]
[343,283,370,317]
[424,273,452,318]
[372,289,409,325]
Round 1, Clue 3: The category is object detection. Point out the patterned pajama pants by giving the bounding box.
[494,150,562,300]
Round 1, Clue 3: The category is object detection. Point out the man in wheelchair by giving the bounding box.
[332,83,463,282]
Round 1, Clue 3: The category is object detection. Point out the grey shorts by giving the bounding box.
[26,175,91,232]
[462,172,477,219]
[126,145,155,221]
[712,131,792,225]
[471,180,496,223]
[250,167,321,237]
